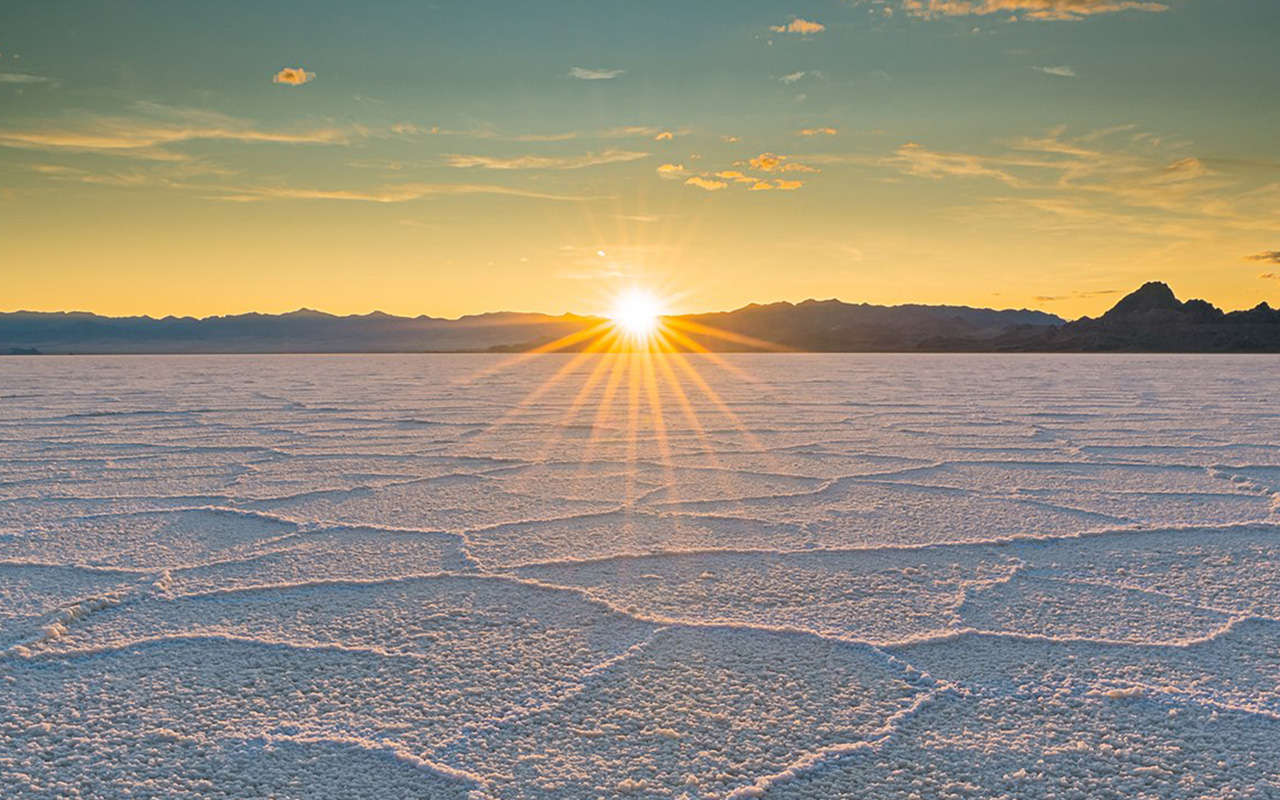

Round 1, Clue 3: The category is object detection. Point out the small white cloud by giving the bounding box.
[444,149,648,170]
[770,18,826,34]
[569,67,624,80]
[746,153,816,173]
[273,67,315,86]
[685,176,728,191]
[780,71,807,84]
[1034,65,1077,77]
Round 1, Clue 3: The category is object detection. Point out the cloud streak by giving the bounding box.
[569,67,624,80]
[217,183,592,203]
[420,124,663,143]
[900,0,1168,21]
[0,72,57,85]
[0,104,359,159]
[1245,251,1280,265]
[861,125,1280,239]
[880,142,1025,186]
[27,159,234,190]
[1033,289,1120,301]
[444,149,648,170]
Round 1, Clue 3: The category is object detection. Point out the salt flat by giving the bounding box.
[1,353,1278,799]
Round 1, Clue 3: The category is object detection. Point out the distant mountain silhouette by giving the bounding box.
[0,301,1061,354]
[0,309,596,354]
[926,282,1280,352]
[673,299,1061,352]
[2,283,1277,354]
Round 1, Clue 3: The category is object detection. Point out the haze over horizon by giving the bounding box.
[0,280,1263,324]
[3,0,1279,320]
[3,292,1073,322]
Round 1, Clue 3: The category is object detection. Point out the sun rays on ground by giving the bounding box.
[456,289,794,528]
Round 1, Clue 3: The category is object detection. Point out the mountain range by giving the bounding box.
[929,282,1280,353]
[2,282,1278,354]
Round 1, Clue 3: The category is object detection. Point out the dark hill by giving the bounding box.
[676,299,1061,352]
[926,282,1280,352]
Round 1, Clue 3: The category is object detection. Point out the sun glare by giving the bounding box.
[609,290,662,338]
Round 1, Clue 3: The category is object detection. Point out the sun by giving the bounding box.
[609,289,663,338]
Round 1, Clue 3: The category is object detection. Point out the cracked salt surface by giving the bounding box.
[1,353,1278,799]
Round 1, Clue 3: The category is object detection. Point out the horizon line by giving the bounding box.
[0,297,1067,323]
[3,281,1274,324]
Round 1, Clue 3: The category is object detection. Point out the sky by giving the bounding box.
[2,0,1279,320]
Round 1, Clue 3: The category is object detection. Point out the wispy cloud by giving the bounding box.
[444,149,648,170]
[28,159,235,190]
[1245,250,1280,265]
[863,125,1280,238]
[899,0,1168,21]
[217,183,591,203]
[419,124,662,143]
[879,142,1024,185]
[599,125,661,139]
[272,67,315,86]
[0,72,57,86]
[656,163,687,177]
[799,127,838,137]
[1034,65,1077,77]
[780,70,825,85]
[569,67,624,80]
[771,18,826,34]
[1034,289,1120,302]
[0,103,359,160]
[24,137,596,204]
[654,131,674,141]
